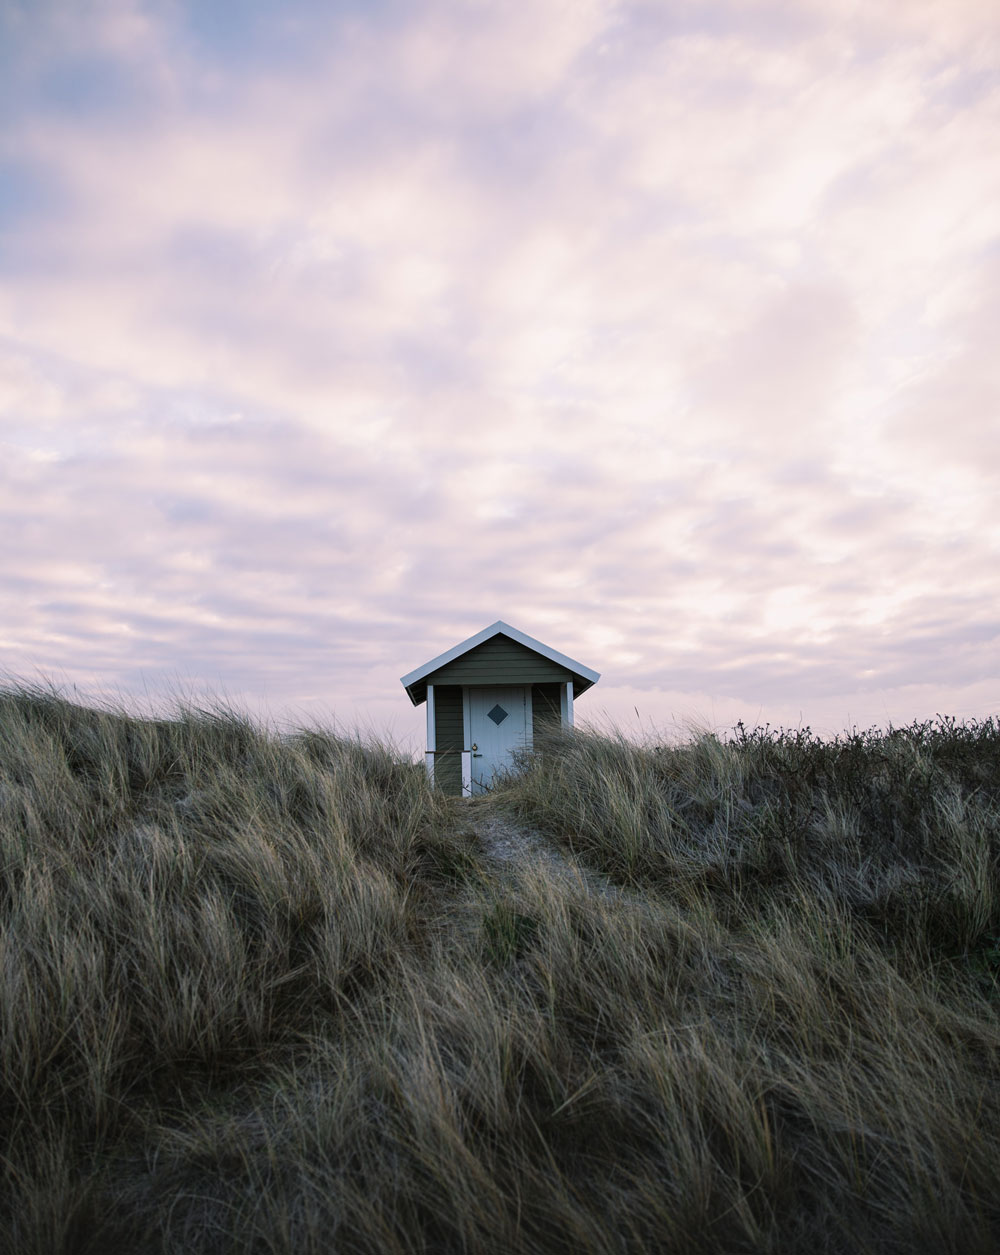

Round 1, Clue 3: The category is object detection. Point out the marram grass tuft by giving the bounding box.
[1,684,998,1254]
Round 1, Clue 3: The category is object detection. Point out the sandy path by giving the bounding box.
[458,804,626,902]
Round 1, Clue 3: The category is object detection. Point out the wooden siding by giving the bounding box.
[532,683,563,739]
[427,635,571,687]
[432,685,464,795]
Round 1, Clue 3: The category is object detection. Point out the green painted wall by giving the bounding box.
[431,681,568,795]
[427,634,571,687]
[432,685,464,796]
[531,683,563,739]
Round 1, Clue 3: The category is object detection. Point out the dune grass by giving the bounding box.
[0,684,998,1253]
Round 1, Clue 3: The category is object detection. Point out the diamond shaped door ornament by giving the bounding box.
[487,703,509,725]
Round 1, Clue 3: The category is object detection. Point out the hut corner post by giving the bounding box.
[425,684,436,784]
[560,680,574,727]
[461,750,472,797]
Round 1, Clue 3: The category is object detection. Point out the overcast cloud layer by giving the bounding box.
[1,0,998,746]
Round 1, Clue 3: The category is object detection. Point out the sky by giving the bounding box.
[1,0,998,751]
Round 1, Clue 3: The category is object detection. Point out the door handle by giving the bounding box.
[472,753,482,758]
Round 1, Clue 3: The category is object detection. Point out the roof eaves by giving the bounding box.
[493,621,600,686]
[400,620,600,706]
[399,620,507,692]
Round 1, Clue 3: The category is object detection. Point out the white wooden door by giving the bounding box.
[468,687,530,794]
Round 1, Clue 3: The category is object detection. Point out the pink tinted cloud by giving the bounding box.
[1,0,998,742]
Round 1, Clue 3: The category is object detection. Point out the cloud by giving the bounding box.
[0,0,997,741]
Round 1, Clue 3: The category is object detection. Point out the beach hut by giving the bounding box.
[400,620,600,795]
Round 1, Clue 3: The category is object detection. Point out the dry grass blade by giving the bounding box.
[0,684,998,1253]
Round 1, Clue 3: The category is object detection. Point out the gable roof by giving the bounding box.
[400,620,600,706]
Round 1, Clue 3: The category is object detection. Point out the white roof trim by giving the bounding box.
[400,620,600,690]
